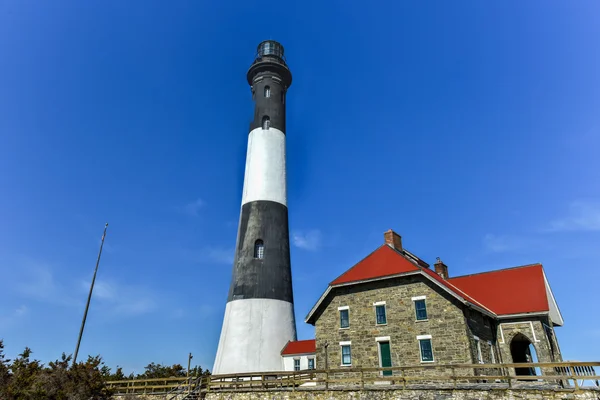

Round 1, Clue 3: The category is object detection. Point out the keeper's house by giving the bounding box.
[282,230,563,377]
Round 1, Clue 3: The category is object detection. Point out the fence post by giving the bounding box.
[292,372,296,391]
[400,368,406,389]
[325,370,329,389]
[206,375,211,393]
[569,366,579,390]
[505,365,512,388]
[451,366,456,389]
[361,369,364,389]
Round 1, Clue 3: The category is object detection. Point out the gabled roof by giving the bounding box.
[330,245,419,285]
[448,264,563,325]
[305,244,496,324]
[304,234,563,326]
[281,339,316,355]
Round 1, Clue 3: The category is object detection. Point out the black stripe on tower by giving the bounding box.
[247,43,292,133]
[227,201,293,303]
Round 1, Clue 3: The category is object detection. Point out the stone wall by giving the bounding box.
[201,388,599,400]
[314,275,474,377]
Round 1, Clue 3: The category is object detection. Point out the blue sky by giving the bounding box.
[1,1,599,373]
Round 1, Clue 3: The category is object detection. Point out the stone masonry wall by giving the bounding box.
[465,308,502,376]
[201,388,600,400]
[313,275,474,378]
[497,317,557,376]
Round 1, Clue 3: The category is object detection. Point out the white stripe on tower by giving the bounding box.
[241,127,287,207]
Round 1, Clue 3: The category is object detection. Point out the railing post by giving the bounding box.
[451,366,456,389]
[206,375,211,393]
[361,369,364,389]
[325,370,329,389]
[505,365,512,388]
[292,372,296,391]
[569,366,579,390]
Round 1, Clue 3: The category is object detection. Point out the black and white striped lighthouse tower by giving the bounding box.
[213,41,296,374]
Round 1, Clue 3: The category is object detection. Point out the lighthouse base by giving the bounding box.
[213,298,297,375]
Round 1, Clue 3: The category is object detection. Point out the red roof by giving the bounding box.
[331,245,419,285]
[449,264,548,316]
[420,266,493,313]
[281,339,316,355]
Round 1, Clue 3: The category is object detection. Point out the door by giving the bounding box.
[379,341,392,376]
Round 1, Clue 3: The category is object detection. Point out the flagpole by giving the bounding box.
[73,223,108,365]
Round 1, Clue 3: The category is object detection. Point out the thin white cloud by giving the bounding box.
[207,247,235,264]
[292,230,322,251]
[16,262,80,307]
[546,201,600,232]
[79,278,156,317]
[15,305,28,316]
[178,245,235,265]
[183,198,205,217]
[483,234,523,253]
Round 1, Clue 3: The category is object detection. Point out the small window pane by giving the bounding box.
[264,86,270,98]
[419,339,433,362]
[308,359,314,370]
[340,309,349,328]
[415,299,428,320]
[293,359,300,371]
[341,345,351,365]
[375,305,387,325]
[254,240,264,259]
[262,116,270,130]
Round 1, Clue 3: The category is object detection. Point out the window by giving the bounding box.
[293,358,300,371]
[414,299,428,321]
[262,115,270,129]
[254,239,264,259]
[418,335,434,362]
[489,341,496,363]
[341,344,352,366]
[375,304,387,325]
[264,86,270,98]
[339,309,349,328]
[474,336,483,363]
[308,358,314,370]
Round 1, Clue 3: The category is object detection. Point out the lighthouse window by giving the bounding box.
[254,240,264,259]
[262,116,270,130]
[264,86,270,98]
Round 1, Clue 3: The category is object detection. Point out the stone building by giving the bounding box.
[303,230,563,376]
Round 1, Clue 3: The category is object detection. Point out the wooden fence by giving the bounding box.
[106,361,600,395]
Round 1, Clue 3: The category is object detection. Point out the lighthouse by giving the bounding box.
[213,41,296,375]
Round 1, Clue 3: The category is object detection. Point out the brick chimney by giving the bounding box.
[434,257,449,279]
[384,229,403,251]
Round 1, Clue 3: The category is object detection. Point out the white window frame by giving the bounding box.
[374,301,387,325]
[338,306,350,329]
[412,296,428,321]
[340,341,352,366]
[307,357,315,370]
[417,335,434,363]
[474,336,483,364]
[293,358,300,371]
[488,341,496,363]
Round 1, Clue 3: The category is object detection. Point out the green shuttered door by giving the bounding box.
[380,341,392,376]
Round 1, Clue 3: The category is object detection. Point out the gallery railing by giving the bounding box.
[105,361,600,394]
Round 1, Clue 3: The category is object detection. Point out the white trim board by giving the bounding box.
[498,321,540,344]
